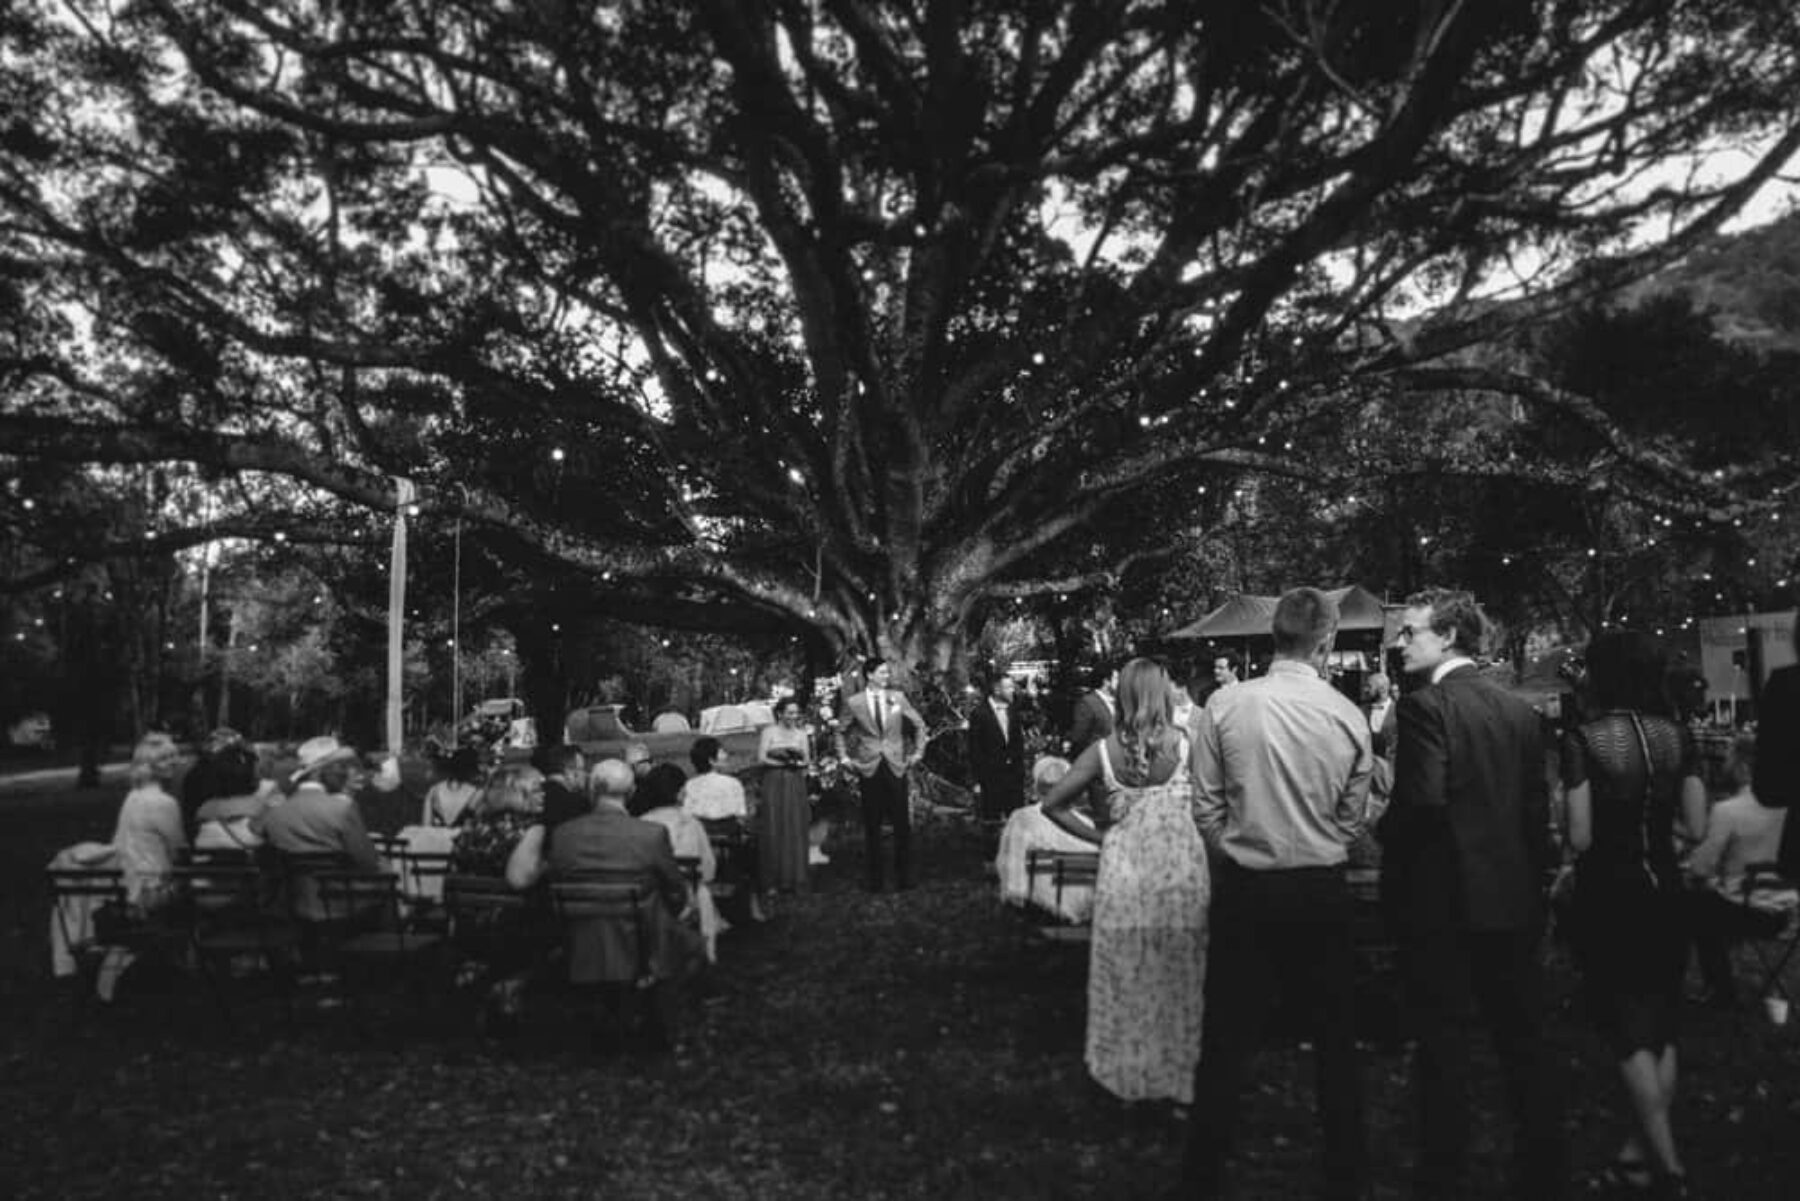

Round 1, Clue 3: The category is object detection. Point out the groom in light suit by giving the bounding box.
[840,656,930,892]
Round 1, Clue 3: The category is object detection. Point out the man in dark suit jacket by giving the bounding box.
[968,671,1026,827]
[1754,613,1800,874]
[1067,661,1118,758]
[508,759,696,1050]
[1377,588,1565,1201]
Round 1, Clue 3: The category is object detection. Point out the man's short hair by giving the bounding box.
[532,743,583,777]
[1271,587,1339,656]
[588,758,635,801]
[1405,588,1487,657]
[863,655,887,678]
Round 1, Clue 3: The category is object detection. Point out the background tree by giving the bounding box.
[5,0,1800,690]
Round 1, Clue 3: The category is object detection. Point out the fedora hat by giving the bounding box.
[291,735,357,783]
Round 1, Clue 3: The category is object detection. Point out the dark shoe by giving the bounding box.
[1649,1172,1693,1201]
[1586,1155,1653,1192]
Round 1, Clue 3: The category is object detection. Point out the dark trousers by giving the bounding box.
[860,762,911,890]
[1181,860,1366,1201]
[1398,927,1567,1201]
[1689,888,1784,997]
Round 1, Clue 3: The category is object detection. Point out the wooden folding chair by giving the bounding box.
[45,866,128,1004]
[548,876,663,1049]
[171,865,299,1031]
[1023,850,1098,943]
[395,848,455,934]
[313,870,448,1031]
[45,866,188,1010]
[1742,861,1800,1005]
[181,846,256,870]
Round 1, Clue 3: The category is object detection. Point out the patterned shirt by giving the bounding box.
[451,811,535,877]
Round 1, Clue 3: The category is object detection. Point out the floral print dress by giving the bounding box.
[1086,736,1210,1104]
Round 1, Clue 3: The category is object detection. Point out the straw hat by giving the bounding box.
[290,735,357,783]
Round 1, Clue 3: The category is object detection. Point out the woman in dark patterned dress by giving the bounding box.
[450,763,547,1031]
[1563,631,1708,1198]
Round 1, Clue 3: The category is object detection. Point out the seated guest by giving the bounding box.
[98,732,188,999]
[1686,733,1796,1007]
[113,732,187,912]
[994,756,1100,923]
[180,725,250,830]
[680,736,748,820]
[422,746,483,828]
[451,763,545,877]
[255,735,382,922]
[188,732,277,851]
[632,763,726,963]
[506,760,699,1051]
[448,762,548,1031]
[532,744,589,831]
[681,737,765,923]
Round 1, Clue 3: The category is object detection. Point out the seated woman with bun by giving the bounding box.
[994,755,1100,923]
[633,763,726,962]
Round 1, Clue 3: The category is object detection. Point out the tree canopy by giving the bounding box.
[5,0,1800,669]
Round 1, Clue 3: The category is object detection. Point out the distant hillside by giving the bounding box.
[1624,207,1800,353]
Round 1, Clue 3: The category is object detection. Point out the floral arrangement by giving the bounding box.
[803,679,861,799]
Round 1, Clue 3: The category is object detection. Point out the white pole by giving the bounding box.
[387,480,415,756]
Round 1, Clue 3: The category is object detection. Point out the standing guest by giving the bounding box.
[968,671,1027,828]
[507,759,698,1052]
[1686,733,1792,1009]
[1378,588,1566,1201]
[1067,661,1119,759]
[1169,678,1197,733]
[256,735,382,921]
[533,744,589,831]
[624,742,654,782]
[1753,612,1800,875]
[1181,589,1374,1201]
[448,761,547,1031]
[840,657,931,892]
[1363,672,1397,758]
[634,762,726,963]
[756,697,814,896]
[1040,658,1208,1107]
[422,746,483,828]
[1211,654,1240,693]
[1562,631,1707,1197]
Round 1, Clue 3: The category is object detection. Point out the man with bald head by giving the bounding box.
[506,756,697,1050]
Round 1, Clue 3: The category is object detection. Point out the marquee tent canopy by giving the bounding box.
[1167,585,1390,640]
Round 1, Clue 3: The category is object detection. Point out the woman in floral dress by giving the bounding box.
[1040,658,1210,1105]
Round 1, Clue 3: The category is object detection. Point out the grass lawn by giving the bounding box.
[3,777,1798,1199]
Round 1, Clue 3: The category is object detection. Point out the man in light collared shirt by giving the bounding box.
[1181,587,1373,1201]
